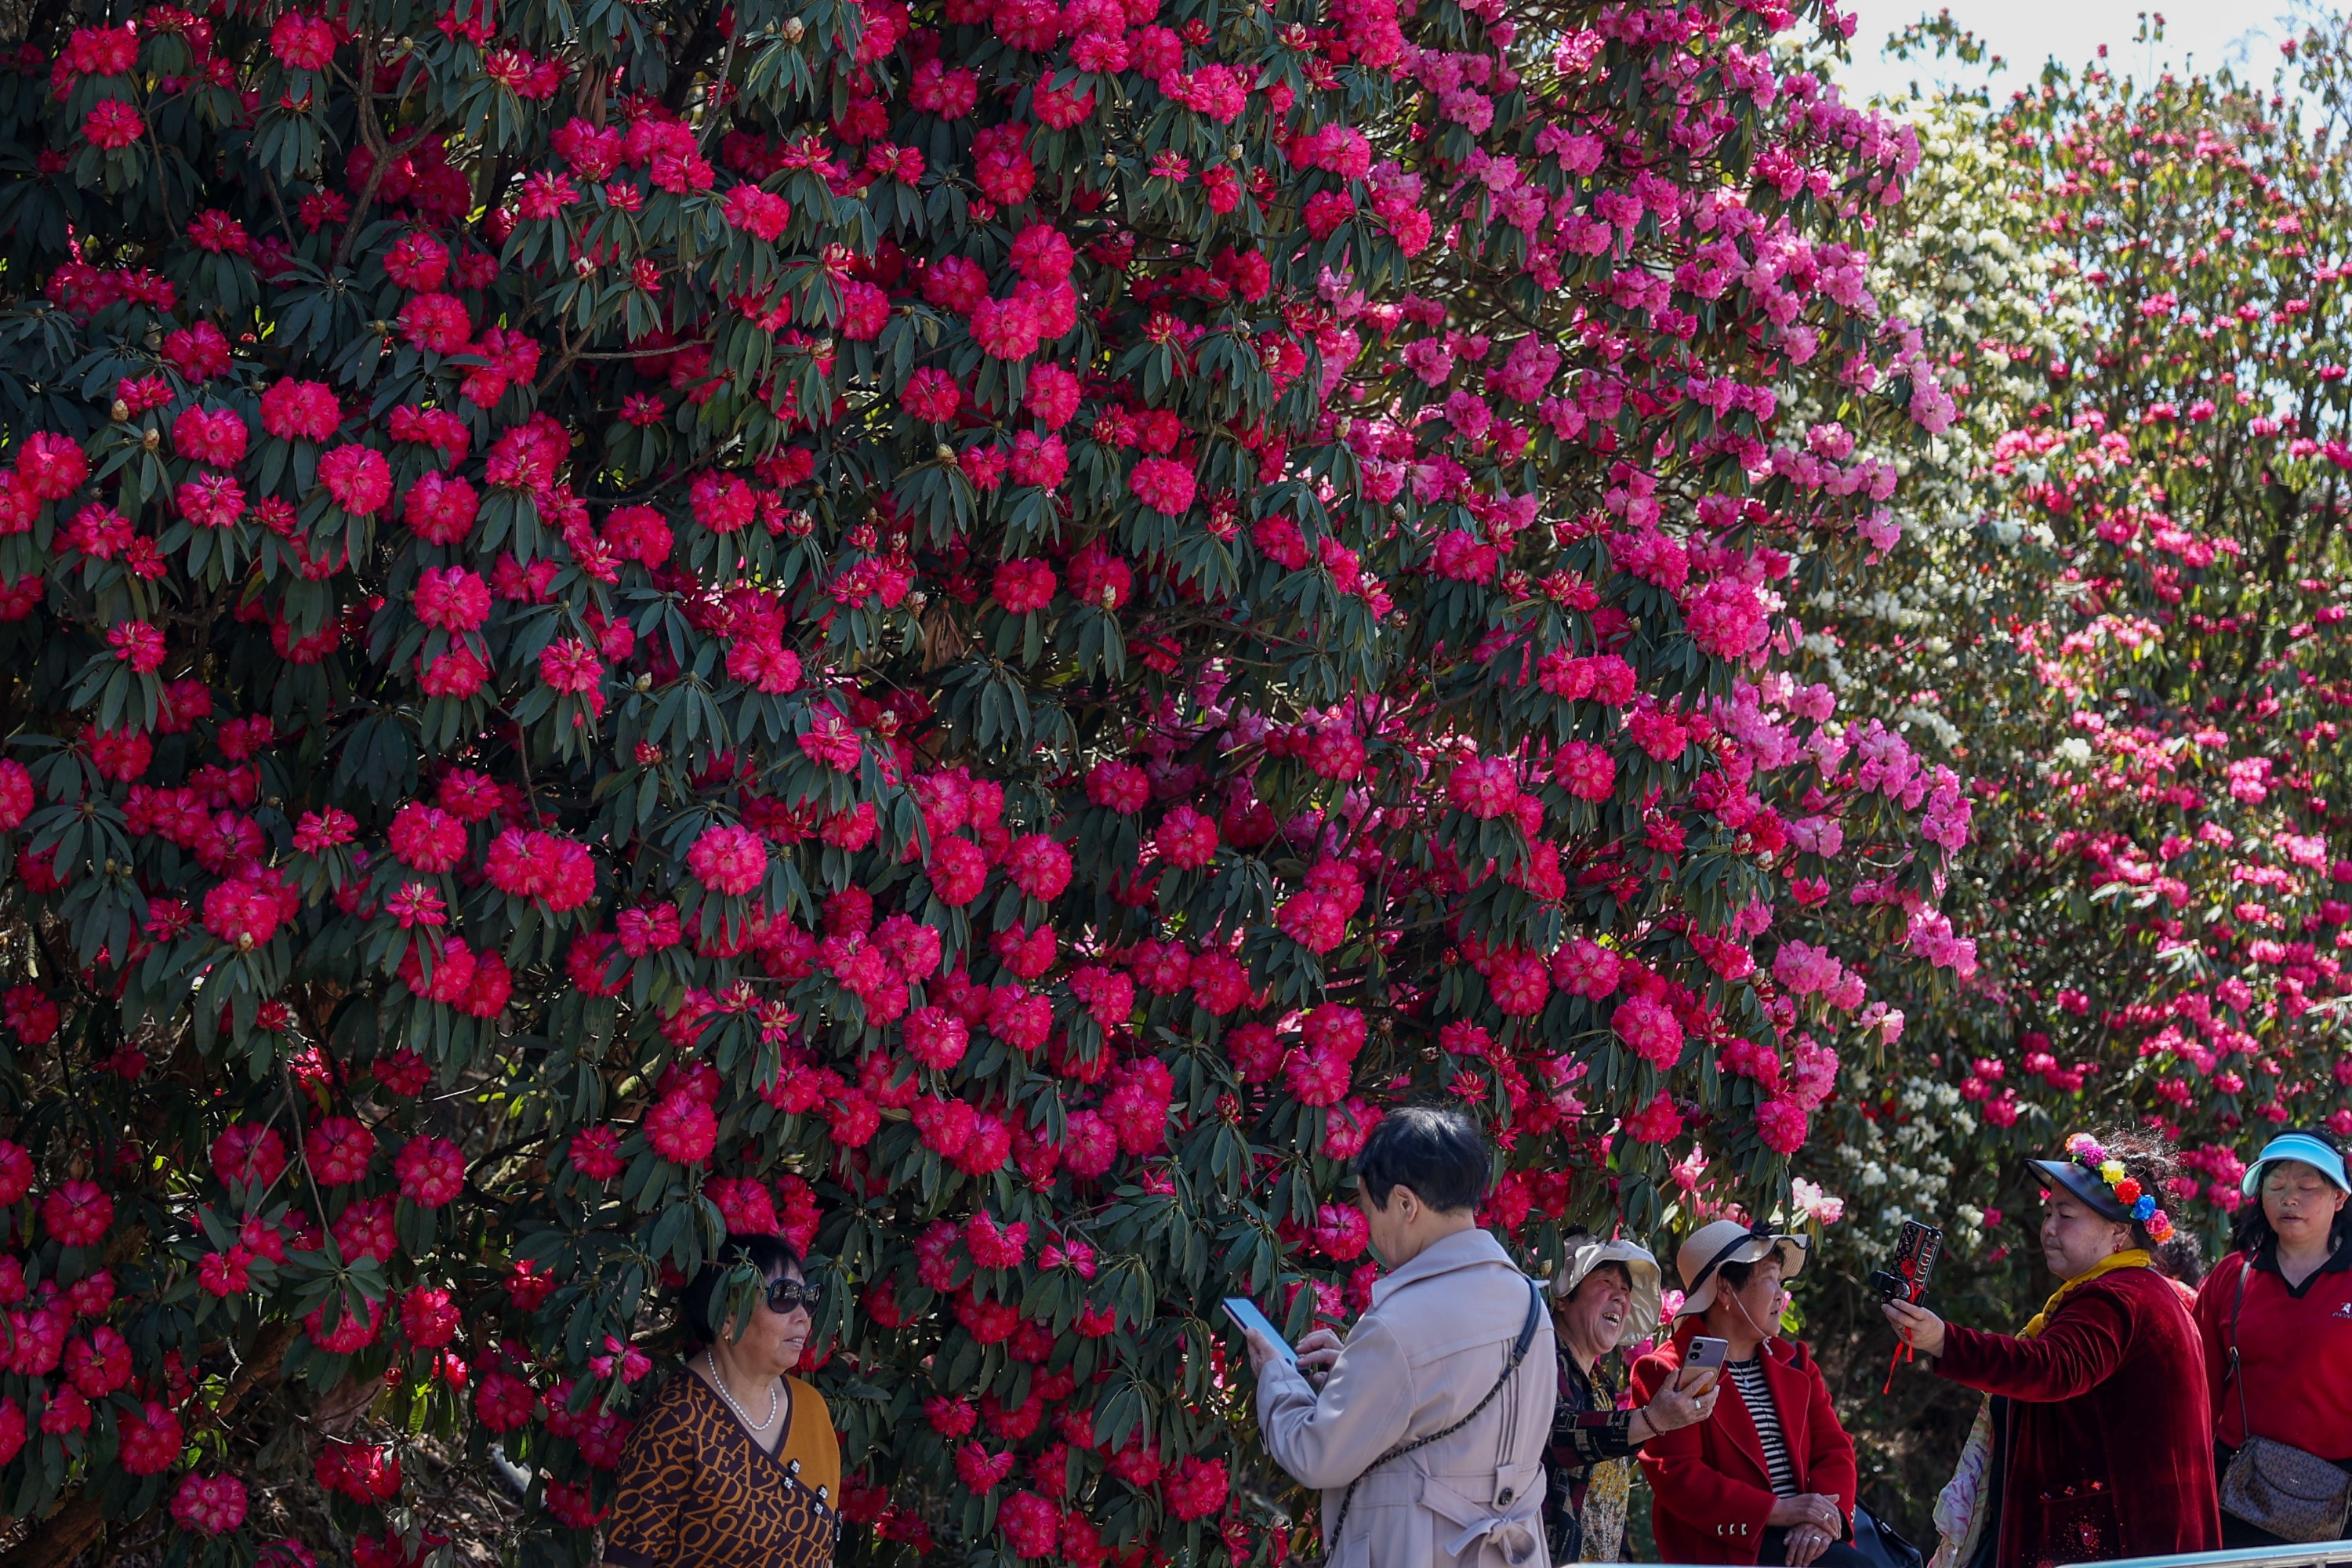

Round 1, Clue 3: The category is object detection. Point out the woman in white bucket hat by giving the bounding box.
[1542,1234,1719,1563]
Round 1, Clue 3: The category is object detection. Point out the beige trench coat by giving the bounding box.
[1257,1229,1556,1568]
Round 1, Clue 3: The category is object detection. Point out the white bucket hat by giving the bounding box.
[1673,1218,1809,1319]
[1549,1235,1664,1348]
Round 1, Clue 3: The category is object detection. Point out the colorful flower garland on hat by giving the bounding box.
[2063,1133,2174,1243]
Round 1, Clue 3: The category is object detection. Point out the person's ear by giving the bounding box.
[1392,1184,1420,1223]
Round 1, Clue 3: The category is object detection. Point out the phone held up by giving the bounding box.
[1868,1219,1944,1306]
[1686,1334,1730,1370]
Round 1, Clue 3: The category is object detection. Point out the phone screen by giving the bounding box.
[1221,1298,1298,1364]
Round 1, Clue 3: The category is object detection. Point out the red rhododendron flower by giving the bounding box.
[645,1089,717,1165]
[172,405,249,468]
[413,566,492,633]
[82,100,143,148]
[40,1180,111,1247]
[401,1287,461,1348]
[390,802,470,871]
[686,823,767,895]
[993,558,1056,612]
[1128,456,1196,516]
[1612,995,1684,1068]
[399,292,474,354]
[306,1115,377,1185]
[260,378,341,440]
[171,1473,249,1537]
[395,1134,466,1208]
[0,1141,31,1206]
[318,445,393,514]
[603,503,672,564]
[539,637,604,694]
[2,988,56,1047]
[270,10,337,67]
[117,1399,183,1475]
[1004,834,1071,900]
[316,1440,401,1504]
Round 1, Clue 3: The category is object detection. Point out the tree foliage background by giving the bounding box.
[5,0,2348,1552]
[0,0,1968,1559]
[1785,11,2352,1530]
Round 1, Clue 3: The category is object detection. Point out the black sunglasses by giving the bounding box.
[764,1277,821,1315]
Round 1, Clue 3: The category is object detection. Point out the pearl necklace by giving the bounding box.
[706,1349,780,1433]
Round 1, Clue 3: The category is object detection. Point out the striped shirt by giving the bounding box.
[1726,1356,1798,1497]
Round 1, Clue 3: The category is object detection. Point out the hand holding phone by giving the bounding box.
[1222,1298,1298,1366]
[1671,1360,1721,1397]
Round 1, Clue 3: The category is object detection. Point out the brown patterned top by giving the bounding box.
[603,1368,841,1568]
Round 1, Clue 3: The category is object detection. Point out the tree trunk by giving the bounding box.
[0,1500,102,1568]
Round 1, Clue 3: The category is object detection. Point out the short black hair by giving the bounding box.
[679,1232,804,1347]
[1356,1105,1489,1214]
[1717,1255,1769,1292]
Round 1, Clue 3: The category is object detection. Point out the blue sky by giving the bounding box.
[1830,0,2297,104]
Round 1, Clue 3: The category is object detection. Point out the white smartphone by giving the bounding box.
[1686,1334,1730,1370]
[1221,1298,1298,1364]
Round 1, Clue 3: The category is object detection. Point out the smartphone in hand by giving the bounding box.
[1869,1220,1944,1305]
[1221,1298,1298,1365]
[1675,1334,1728,1394]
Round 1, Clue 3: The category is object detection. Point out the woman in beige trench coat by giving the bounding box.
[1247,1106,1557,1568]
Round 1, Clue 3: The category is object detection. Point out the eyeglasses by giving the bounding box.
[764,1278,821,1315]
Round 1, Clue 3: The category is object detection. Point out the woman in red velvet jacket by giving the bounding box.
[1887,1131,2219,1568]
[1632,1221,1860,1567]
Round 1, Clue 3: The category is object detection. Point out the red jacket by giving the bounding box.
[1630,1319,1858,1565]
[1935,1264,2219,1568]
[2192,1243,2352,1457]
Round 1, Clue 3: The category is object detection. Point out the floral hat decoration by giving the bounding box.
[2027,1133,2174,1244]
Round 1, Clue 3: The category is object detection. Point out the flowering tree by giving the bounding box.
[1786,15,2352,1526]
[0,0,1955,1559]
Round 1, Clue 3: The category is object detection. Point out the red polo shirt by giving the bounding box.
[2192,1238,2352,1458]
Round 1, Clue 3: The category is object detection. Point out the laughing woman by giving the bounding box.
[604,1233,841,1568]
[1544,1236,1719,1563]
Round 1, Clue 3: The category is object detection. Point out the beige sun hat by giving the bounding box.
[1550,1234,1664,1348]
[1672,1218,1809,1319]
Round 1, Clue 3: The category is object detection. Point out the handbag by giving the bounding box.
[1327,1276,1545,1554]
[2220,1259,2352,1542]
[1853,1501,1926,1568]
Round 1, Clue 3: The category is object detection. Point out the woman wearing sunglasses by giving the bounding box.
[605,1232,840,1568]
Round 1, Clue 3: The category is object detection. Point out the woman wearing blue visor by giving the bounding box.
[2190,1128,2352,1546]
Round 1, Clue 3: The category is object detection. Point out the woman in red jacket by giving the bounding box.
[1886,1130,2219,1568]
[1632,1219,1860,1567]
[2191,1129,2352,1547]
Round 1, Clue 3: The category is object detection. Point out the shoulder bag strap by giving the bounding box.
[1326,1277,1544,1553]
[2229,1257,2256,1445]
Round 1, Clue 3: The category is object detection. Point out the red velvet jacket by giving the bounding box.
[1630,1319,1859,1565]
[1934,1264,2220,1568]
